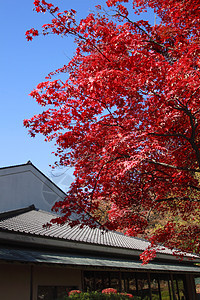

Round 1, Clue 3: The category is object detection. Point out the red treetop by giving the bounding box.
[24,0,200,263]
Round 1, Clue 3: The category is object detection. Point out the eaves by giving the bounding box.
[0,230,199,264]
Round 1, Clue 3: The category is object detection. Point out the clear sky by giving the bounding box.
[0,0,155,191]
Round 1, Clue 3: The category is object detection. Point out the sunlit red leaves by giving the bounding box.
[25,0,200,262]
[33,0,57,13]
[25,28,39,41]
[140,248,157,265]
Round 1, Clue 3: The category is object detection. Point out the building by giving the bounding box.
[0,162,200,300]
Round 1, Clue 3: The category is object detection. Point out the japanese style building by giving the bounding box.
[0,162,200,299]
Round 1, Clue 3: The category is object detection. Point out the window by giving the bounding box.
[159,274,173,300]
[137,273,151,299]
[83,271,188,299]
[84,271,95,291]
[110,272,120,290]
[37,286,77,300]
[121,272,137,295]
[195,277,200,297]
[38,286,55,300]
[150,274,160,300]
[150,274,173,300]
[95,271,104,291]
[172,275,186,300]
[84,271,120,292]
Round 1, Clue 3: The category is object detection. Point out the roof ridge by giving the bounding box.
[0,162,34,171]
[0,162,67,197]
[0,205,36,221]
[113,231,150,243]
[37,208,58,217]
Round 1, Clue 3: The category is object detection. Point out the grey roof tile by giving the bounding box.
[0,207,171,254]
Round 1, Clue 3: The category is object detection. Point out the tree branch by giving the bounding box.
[149,132,190,142]
[156,196,200,203]
[148,159,200,173]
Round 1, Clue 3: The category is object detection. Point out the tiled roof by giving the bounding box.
[0,206,171,255]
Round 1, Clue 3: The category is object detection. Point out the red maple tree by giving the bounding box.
[24,0,200,263]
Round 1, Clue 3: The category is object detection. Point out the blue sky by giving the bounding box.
[0,0,155,191]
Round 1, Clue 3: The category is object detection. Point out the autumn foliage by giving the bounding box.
[24,0,200,262]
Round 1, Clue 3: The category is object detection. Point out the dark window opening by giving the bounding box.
[83,271,188,299]
[150,274,160,300]
[37,285,77,300]
[136,272,150,299]
[172,275,186,300]
[121,272,137,295]
[195,277,200,298]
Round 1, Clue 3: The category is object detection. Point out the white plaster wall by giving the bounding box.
[0,164,66,213]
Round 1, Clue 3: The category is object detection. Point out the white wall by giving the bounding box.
[0,164,66,213]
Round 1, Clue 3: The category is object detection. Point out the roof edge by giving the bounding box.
[0,230,199,264]
[0,205,36,221]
